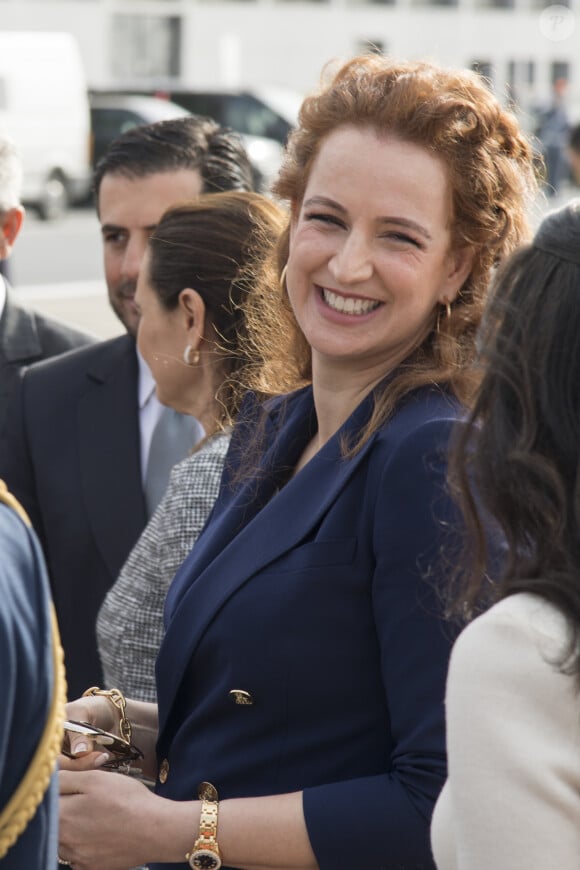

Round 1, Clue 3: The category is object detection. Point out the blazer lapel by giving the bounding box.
[77,335,147,581]
[166,388,317,606]
[157,388,377,726]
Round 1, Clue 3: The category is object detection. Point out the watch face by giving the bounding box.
[190,849,222,870]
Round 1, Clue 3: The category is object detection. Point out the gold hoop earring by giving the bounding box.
[183,344,200,366]
[279,264,288,295]
[436,300,452,334]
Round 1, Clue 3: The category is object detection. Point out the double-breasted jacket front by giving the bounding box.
[154,383,463,870]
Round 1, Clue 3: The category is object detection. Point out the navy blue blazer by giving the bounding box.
[0,501,58,868]
[154,384,463,870]
[0,334,146,698]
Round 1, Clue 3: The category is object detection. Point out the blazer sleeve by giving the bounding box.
[303,417,460,870]
[436,597,580,870]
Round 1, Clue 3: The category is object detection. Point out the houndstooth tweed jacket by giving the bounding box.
[96,431,230,702]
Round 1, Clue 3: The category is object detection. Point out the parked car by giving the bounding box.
[153,86,302,146]
[0,31,92,220]
[89,93,191,168]
[90,86,303,192]
[158,87,303,190]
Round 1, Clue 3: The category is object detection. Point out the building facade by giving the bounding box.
[1,0,578,124]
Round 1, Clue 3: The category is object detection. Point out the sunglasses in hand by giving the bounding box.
[62,719,144,771]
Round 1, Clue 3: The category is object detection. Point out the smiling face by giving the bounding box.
[287,126,471,387]
[99,168,203,336]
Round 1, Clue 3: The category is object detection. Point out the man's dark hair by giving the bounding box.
[93,115,254,206]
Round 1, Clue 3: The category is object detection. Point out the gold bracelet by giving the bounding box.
[185,782,221,869]
[82,686,132,743]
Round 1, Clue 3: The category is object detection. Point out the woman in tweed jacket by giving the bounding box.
[96,191,285,701]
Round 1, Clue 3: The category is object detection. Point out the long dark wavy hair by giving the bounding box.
[447,199,580,680]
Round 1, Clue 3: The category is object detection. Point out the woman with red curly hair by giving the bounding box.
[59,55,537,870]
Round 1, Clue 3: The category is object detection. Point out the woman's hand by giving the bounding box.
[59,768,179,869]
[65,694,119,734]
[60,694,121,770]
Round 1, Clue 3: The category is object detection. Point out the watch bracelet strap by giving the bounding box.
[196,798,219,844]
[186,782,220,864]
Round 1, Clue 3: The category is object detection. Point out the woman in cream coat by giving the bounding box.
[431,200,580,868]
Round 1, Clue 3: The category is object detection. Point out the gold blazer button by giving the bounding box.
[229,689,254,705]
[159,758,170,784]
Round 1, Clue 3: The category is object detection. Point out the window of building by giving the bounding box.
[413,0,458,7]
[551,60,570,84]
[470,59,494,88]
[110,15,182,80]
[357,39,386,53]
[506,59,536,111]
[477,0,514,9]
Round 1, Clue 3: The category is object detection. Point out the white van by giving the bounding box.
[0,31,92,219]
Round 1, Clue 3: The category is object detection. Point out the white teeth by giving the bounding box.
[322,288,380,315]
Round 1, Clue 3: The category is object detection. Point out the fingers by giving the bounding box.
[59,751,111,771]
[58,752,111,773]
[59,767,87,794]
[62,723,96,758]
[62,721,116,766]
[66,736,94,757]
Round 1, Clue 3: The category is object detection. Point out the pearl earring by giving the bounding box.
[183,344,200,366]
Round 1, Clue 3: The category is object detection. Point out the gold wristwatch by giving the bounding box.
[186,782,222,870]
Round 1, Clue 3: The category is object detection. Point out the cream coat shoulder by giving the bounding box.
[432,592,580,870]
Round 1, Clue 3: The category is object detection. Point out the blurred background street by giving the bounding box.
[9,205,121,340]
[3,0,580,339]
[9,185,579,341]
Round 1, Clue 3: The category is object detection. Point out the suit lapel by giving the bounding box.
[157,387,377,726]
[77,335,147,581]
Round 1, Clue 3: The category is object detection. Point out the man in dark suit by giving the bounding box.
[0,117,254,698]
[0,134,95,454]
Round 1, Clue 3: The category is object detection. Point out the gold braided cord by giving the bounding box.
[0,480,31,526]
[0,603,67,858]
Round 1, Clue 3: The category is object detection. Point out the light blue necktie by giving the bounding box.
[144,407,204,517]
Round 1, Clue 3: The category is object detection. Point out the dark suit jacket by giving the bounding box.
[154,384,463,870]
[0,500,58,868]
[0,286,95,455]
[0,334,147,699]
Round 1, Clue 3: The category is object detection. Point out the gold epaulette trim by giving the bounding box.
[0,482,67,858]
[0,480,31,527]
